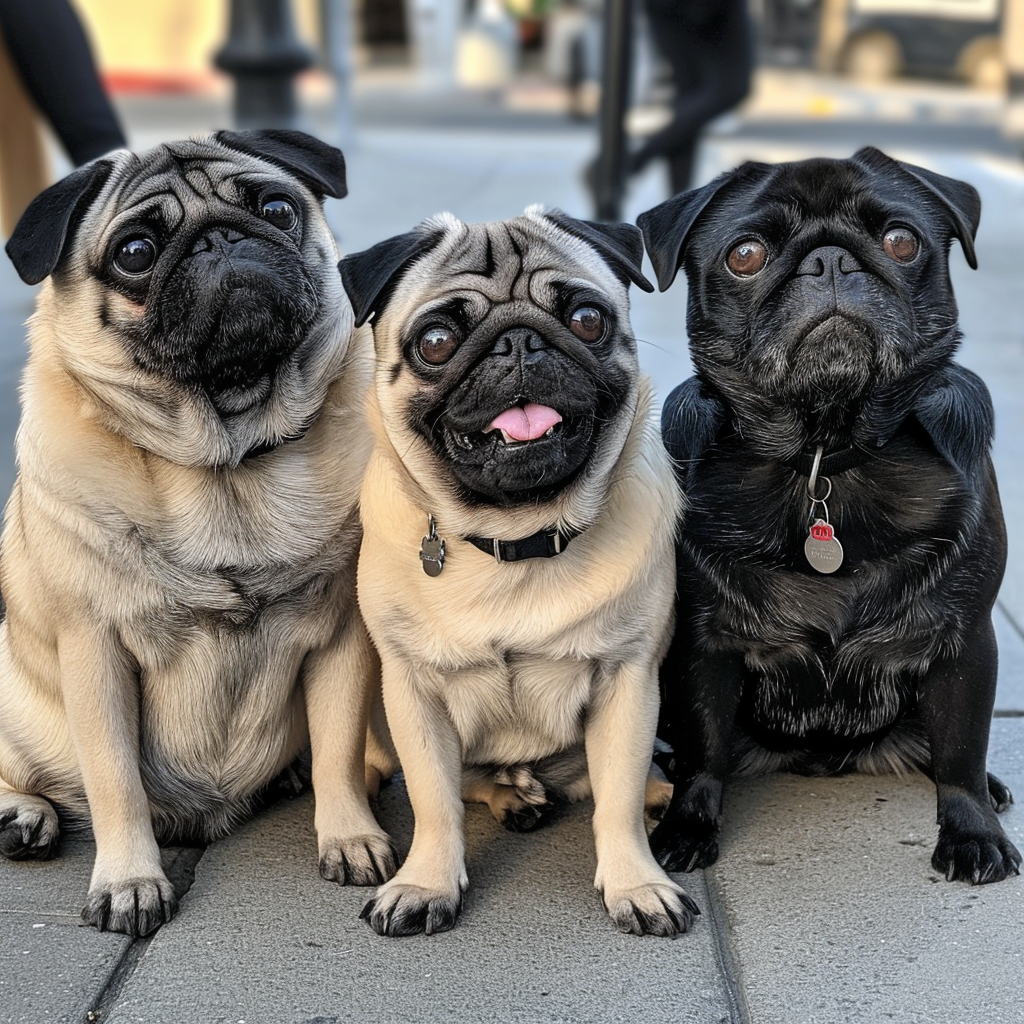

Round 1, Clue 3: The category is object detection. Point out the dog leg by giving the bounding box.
[920,618,1022,884]
[58,628,176,937]
[0,783,60,860]
[361,655,467,937]
[651,649,744,871]
[587,659,700,936]
[304,613,398,887]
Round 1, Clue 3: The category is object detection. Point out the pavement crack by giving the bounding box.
[74,844,207,1023]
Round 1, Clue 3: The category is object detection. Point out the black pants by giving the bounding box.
[631,0,753,195]
[0,0,125,164]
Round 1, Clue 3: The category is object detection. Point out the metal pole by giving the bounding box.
[320,0,356,149]
[594,0,633,222]
[1004,0,1024,150]
[214,0,316,130]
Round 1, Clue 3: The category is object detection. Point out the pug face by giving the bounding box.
[6,130,352,466]
[639,147,980,451]
[342,208,653,515]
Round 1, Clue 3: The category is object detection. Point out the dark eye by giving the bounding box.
[113,237,157,275]
[261,197,298,231]
[883,227,919,263]
[418,326,460,365]
[726,239,768,277]
[569,306,604,342]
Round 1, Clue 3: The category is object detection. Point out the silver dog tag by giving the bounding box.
[804,519,844,574]
[419,515,445,577]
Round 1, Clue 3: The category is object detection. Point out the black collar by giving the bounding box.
[465,526,580,563]
[785,443,873,477]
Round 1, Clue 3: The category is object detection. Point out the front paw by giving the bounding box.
[603,880,701,937]
[360,882,462,937]
[319,833,397,886]
[932,827,1022,885]
[82,876,178,937]
[650,812,720,872]
[0,797,60,860]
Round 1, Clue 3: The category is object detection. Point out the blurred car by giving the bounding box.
[829,0,1005,87]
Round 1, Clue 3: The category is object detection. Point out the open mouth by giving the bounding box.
[451,402,565,451]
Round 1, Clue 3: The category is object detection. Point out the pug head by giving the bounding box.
[6,129,352,467]
[340,207,653,528]
[638,146,980,454]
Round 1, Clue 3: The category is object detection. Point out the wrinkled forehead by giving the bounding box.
[92,136,300,237]
[716,157,909,238]
[393,214,623,323]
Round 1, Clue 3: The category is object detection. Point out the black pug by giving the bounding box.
[637,146,1021,885]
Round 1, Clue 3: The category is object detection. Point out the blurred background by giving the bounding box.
[1,1,1024,671]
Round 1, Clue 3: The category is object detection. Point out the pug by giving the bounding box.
[0,129,396,937]
[637,146,1021,885]
[339,207,698,936]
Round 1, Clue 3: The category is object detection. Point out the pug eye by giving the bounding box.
[569,306,605,342]
[261,197,298,231]
[726,239,768,277]
[113,237,157,275]
[418,326,460,365]
[883,227,919,263]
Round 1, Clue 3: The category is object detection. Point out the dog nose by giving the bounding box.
[191,227,248,254]
[490,327,548,357]
[796,246,862,277]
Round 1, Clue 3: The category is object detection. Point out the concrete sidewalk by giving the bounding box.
[1,75,1023,1023]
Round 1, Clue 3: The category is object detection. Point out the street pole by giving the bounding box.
[320,0,356,149]
[215,0,316,130]
[1004,0,1024,149]
[593,0,632,222]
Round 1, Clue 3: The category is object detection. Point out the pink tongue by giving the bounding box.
[487,403,563,442]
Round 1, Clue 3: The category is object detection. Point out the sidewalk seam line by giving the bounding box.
[702,866,752,1024]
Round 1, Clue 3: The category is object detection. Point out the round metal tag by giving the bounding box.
[804,533,844,574]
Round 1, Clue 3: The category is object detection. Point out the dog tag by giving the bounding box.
[419,515,445,577]
[804,518,844,574]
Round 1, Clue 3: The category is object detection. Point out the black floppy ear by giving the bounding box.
[913,364,994,486]
[339,229,443,328]
[661,375,727,480]
[5,161,114,286]
[637,165,769,292]
[543,210,654,293]
[852,146,980,270]
[216,129,347,199]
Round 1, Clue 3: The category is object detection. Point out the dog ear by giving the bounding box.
[543,210,654,293]
[637,164,770,292]
[662,375,727,476]
[852,146,980,270]
[913,364,993,485]
[5,160,114,285]
[216,129,347,199]
[339,229,444,327]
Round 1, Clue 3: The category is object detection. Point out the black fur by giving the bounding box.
[639,148,1021,885]
[216,129,348,199]
[5,160,113,285]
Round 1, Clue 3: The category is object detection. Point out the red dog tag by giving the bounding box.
[810,521,834,542]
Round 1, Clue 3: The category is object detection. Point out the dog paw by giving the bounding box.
[360,883,462,937]
[987,772,1014,814]
[603,881,701,937]
[0,796,60,860]
[932,828,1022,885]
[319,833,398,886]
[650,815,720,872]
[82,876,178,937]
[501,800,556,833]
